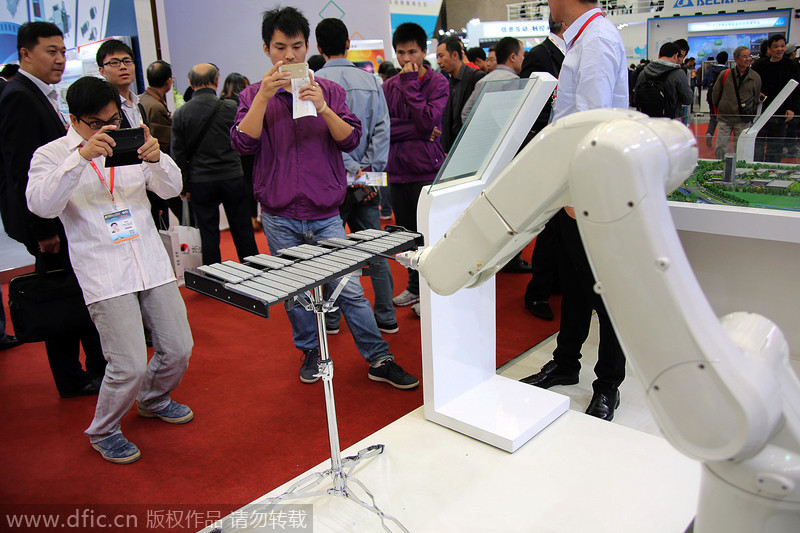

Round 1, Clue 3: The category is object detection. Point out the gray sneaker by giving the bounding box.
[368,359,419,389]
[138,400,194,424]
[300,348,321,383]
[392,289,419,307]
[91,433,141,464]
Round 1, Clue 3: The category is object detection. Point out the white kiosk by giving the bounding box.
[417,74,569,452]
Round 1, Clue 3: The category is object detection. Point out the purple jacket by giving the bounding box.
[382,68,449,184]
[231,78,361,220]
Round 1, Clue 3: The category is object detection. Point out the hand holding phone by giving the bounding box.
[278,62,309,79]
[104,127,145,167]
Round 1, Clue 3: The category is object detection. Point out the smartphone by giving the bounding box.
[278,62,309,79]
[104,127,145,167]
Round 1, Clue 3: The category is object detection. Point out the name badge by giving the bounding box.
[104,209,140,244]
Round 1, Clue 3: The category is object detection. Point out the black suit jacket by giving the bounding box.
[520,38,565,132]
[0,78,6,97]
[0,73,67,248]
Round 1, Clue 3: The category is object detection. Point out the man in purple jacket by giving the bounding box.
[383,22,449,314]
[231,6,418,389]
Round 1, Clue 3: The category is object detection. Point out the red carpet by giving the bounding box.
[0,221,558,532]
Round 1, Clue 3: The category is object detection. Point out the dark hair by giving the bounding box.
[439,36,463,60]
[221,72,250,99]
[17,22,62,60]
[683,56,695,65]
[716,51,728,64]
[495,37,522,66]
[659,42,680,59]
[66,76,121,118]
[188,64,219,88]
[673,38,689,53]
[96,39,134,67]
[307,54,326,72]
[378,61,398,79]
[146,60,171,88]
[392,22,427,52]
[466,47,486,62]
[548,16,562,35]
[0,63,20,78]
[315,18,348,57]
[261,6,309,47]
[766,34,786,49]
[488,46,496,53]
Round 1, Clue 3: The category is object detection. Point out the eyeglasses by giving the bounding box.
[739,55,753,59]
[80,117,122,130]
[102,58,134,68]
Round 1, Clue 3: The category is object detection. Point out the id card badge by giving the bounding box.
[104,209,140,244]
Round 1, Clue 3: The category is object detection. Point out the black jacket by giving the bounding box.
[520,38,564,130]
[0,74,66,247]
[752,56,800,114]
[170,88,243,188]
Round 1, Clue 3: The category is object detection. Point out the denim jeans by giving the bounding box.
[262,214,391,364]
[327,201,395,329]
[85,282,193,442]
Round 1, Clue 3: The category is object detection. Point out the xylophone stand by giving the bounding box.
[213,279,410,533]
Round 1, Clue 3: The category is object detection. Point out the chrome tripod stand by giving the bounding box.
[213,279,410,533]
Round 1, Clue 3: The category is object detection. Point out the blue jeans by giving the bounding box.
[327,201,395,329]
[262,214,392,364]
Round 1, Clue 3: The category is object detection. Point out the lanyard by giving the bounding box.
[90,161,116,206]
[569,12,605,50]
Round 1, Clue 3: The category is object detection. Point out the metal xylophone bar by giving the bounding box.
[184,227,424,318]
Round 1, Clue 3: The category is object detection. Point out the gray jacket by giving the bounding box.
[633,59,693,119]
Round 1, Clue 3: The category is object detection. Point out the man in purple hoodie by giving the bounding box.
[231,7,418,389]
[382,22,449,314]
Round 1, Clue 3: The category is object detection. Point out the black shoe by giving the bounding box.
[375,316,399,334]
[520,360,579,389]
[325,323,339,335]
[501,256,533,274]
[60,377,102,399]
[0,334,22,350]
[526,300,554,320]
[585,390,620,421]
[368,359,419,389]
[300,348,321,383]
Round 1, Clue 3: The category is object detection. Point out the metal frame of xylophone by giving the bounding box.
[188,227,422,533]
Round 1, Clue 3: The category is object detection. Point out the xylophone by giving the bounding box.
[184,227,424,317]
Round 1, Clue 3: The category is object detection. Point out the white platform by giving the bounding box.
[203,407,700,533]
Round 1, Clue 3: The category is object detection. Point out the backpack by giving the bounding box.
[706,67,725,106]
[635,70,671,118]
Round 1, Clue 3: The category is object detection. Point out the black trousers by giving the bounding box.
[189,176,259,265]
[524,212,560,306]
[551,210,625,395]
[27,237,107,396]
[389,181,432,295]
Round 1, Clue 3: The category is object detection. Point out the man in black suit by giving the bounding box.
[520,16,567,318]
[520,16,566,134]
[0,22,106,397]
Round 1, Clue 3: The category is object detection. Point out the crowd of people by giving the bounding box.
[629,34,799,160]
[1,1,799,465]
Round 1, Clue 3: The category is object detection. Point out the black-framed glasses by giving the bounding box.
[80,117,122,130]
[103,58,134,68]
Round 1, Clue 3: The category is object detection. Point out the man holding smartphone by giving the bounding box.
[231,6,418,389]
[26,76,193,464]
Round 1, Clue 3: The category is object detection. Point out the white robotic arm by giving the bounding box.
[397,109,800,532]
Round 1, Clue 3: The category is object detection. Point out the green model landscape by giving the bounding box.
[669,160,800,211]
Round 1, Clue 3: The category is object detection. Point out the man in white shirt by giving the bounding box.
[27,76,194,464]
[521,0,629,422]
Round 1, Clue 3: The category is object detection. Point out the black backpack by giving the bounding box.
[635,70,671,118]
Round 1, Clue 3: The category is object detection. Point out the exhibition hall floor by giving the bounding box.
[201,317,727,533]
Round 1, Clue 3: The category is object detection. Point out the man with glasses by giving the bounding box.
[0,22,106,398]
[711,46,761,159]
[27,76,193,464]
[96,40,143,129]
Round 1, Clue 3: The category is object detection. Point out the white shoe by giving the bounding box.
[392,289,419,307]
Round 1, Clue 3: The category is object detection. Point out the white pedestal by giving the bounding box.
[418,181,568,453]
